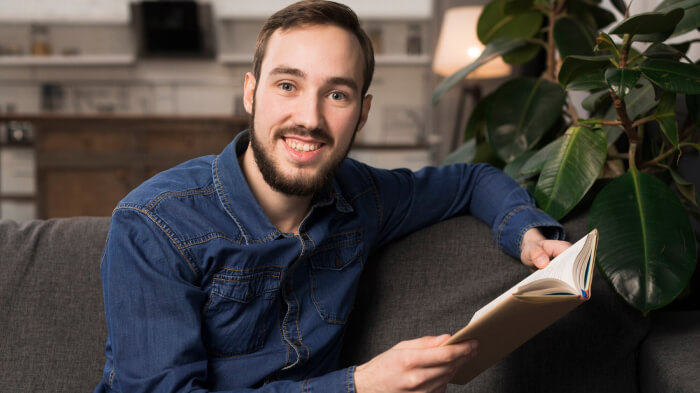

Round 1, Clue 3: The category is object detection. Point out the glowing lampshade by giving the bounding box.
[432,6,511,79]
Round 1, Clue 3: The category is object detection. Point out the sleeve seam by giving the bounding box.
[113,206,200,279]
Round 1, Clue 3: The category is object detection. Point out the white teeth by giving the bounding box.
[285,138,321,152]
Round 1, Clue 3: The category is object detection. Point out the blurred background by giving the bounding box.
[0,0,696,220]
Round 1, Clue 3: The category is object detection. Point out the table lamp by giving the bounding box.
[432,6,511,151]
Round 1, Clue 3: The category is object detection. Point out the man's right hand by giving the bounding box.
[354,335,478,393]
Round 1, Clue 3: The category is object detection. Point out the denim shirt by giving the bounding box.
[95,131,563,393]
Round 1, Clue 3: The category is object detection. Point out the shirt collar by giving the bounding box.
[212,130,352,244]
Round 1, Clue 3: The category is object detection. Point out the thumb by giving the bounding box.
[531,245,550,269]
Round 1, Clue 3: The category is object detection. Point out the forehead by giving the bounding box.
[261,24,364,86]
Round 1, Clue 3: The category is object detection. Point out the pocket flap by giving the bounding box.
[309,231,362,271]
[211,268,281,303]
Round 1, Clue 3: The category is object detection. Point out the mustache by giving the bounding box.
[274,126,333,145]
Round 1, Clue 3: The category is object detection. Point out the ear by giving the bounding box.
[356,94,373,132]
[243,72,256,115]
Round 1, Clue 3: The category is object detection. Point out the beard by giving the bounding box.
[248,102,360,197]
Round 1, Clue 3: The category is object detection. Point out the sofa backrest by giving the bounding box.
[0,213,650,393]
[342,213,649,393]
[0,217,110,392]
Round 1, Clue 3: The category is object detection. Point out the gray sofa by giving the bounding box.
[1,213,698,392]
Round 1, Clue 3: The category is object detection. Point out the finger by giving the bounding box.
[393,334,451,350]
[413,340,477,368]
[541,240,572,258]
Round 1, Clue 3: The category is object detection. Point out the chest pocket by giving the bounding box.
[308,231,363,324]
[203,266,281,357]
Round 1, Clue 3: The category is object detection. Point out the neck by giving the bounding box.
[240,144,312,235]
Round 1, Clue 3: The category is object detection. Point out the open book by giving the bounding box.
[444,229,599,385]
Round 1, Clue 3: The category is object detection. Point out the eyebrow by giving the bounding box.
[269,66,359,93]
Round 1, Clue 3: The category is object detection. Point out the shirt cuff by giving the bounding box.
[496,205,566,258]
[307,366,356,393]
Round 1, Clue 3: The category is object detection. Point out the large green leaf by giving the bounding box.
[519,138,564,175]
[654,0,700,37]
[443,139,477,165]
[567,73,608,91]
[608,9,684,41]
[534,126,607,220]
[605,68,642,99]
[582,89,611,112]
[477,0,543,44]
[554,17,596,58]
[588,170,697,313]
[503,150,536,180]
[432,38,527,104]
[504,0,535,14]
[670,168,699,206]
[639,59,700,94]
[484,77,566,162]
[558,55,614,89]
[620,78,659,119]
[502,43,543,65]
[643,42,686,60]
[464,95,492,142]
[654,91,679,147]
[568,0,617,30]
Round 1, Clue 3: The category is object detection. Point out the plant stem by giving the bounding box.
[619,34,631,69]
[629,142,638,172]
[640,142,700,169]
[600,120,622,126]
[631,115,658,129]
[545,0,560,81]
[610,90,637,141]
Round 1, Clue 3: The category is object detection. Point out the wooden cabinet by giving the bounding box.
[2,115,247,218]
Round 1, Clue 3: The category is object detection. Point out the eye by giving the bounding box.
[279,82,294,92]
[329,91,347,101]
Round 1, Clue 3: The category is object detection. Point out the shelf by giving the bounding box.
[0,54,135,67]
[217,53,253,65]
[0,194,35,201]
[213,0,432,20]
[375,54,431,65]
[219,53,430,66]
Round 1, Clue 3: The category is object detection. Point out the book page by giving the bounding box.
[469,233,590,324]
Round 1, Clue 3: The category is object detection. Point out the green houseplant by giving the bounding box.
[433,0,700,314]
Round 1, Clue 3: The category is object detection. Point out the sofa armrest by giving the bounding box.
[639,311,700,393]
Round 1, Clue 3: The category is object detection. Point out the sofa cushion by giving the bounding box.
[0,217,110,392]
[639,311,700,393]
[341,213,649,393]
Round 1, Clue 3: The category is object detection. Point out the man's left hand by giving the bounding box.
[520,228,571,270]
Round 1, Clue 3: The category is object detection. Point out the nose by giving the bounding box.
[293,93,324,131]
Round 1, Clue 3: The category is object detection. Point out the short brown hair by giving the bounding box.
[252,0,375,97]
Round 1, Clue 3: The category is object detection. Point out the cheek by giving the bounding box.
[330,109,361,140]
[254,99,289,131]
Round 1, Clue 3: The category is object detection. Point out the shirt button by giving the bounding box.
[335,257,344,268]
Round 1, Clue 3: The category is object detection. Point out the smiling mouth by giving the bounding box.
[283,137,323,152]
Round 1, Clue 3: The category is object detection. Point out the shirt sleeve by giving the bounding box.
[365,162,565,258]
[99,208,357,393]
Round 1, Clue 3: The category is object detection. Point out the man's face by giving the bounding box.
[243,24,372,196]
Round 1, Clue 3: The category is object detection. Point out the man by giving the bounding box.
[95,1,570,392]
